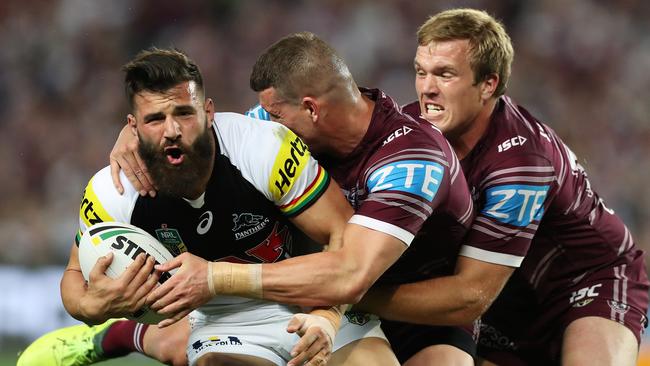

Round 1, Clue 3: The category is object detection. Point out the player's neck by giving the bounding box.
[451,99,497,160]
[329,93,374,158]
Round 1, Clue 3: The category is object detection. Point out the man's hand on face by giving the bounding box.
[110,124,157,197]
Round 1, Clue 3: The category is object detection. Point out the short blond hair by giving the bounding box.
[418,8,514,97]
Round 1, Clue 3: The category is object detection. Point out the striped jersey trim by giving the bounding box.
[348,214,414,245]
[459,245,524,267]
[278,166,330,216]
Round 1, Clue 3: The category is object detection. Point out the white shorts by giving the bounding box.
[186,300,386,365]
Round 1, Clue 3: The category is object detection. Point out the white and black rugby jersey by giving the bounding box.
[75,112,330,265]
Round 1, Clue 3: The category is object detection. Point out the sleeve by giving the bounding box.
[266,126,330,216]
[215,113,330,217]
[459,153,556,267]
[74,167,139,245]
[244,104,271,121]
[349,132,451,246]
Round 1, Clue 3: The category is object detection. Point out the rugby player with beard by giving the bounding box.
[20,48,395,366]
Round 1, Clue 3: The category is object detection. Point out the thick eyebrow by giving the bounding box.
[174,105,197,115]
[142,105,197,123]
[143,112,165,123]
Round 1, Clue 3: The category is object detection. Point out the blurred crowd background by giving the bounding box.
[1,0,650,356]
[3,0,650,266]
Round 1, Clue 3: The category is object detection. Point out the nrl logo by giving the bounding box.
[607,300,630,315]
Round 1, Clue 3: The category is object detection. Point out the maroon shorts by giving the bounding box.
[478,249,649,365]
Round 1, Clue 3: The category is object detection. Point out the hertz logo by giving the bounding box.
[270,130,310,199]
[79,178,114,227]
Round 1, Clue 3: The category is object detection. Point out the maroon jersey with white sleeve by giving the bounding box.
[404,96,649,362]
[325,89,474,284]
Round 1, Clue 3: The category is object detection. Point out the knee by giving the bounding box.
[404,345,473,366]
[157,335,188,366]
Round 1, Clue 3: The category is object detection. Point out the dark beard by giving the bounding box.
[138,126,214,198]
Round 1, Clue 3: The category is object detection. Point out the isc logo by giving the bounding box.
[570,284,601,304]
[497,136,527,152]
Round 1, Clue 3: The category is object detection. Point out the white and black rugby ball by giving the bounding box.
[78,221,176,324]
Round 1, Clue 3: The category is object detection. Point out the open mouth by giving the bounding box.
[423,102,444,119]
[164,146,185,165]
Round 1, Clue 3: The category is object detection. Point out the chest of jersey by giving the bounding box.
[130,156,293,264]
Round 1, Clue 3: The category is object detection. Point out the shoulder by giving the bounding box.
[212,112,321,208]
[79,166,139,228]
[400,100,422,121]
[213,112,295,154]
[481,97,557,167]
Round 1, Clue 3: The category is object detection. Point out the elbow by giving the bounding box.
[340,280,368,304]
[333,266,373,305]
[457,287,495,323]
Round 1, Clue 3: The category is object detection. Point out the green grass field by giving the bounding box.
[1,343,162,365]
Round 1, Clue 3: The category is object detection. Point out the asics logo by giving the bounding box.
[197,211,213,235]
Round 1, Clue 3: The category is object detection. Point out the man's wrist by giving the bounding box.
[207,262,263,298]
[77,296,107,325]
[310,306,344,333]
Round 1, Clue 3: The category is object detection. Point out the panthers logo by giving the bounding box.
[345,311,371,326]
[232,213,265,232]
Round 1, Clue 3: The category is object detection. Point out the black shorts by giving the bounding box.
[381,319,479,363]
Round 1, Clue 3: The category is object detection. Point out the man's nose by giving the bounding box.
[163,117,181,140]
[421,75,439,95]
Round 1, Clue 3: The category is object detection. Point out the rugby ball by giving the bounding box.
[78,221,176,324]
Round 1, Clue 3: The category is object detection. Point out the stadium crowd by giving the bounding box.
[1,0,649,272]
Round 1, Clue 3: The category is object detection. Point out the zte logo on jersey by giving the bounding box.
[382,126,412,145]
[497,136,527,152]
[368,160,444,201]
[483,184,549,226]
[271,133,309,198]
[570,284,601,307]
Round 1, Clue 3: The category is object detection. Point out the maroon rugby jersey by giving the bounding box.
[403,97,646,297]
[323,89,474,284]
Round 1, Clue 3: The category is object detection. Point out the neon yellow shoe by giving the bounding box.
[17,319,121,366]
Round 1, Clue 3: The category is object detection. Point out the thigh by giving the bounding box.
[329,311,398,365]
[329,337,399,366]
[143,317,190,366]
[562,316,639,366]
[480,253,649,365]
[403,344,474,366]
[196,352,276,366]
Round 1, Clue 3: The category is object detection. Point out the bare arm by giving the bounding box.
[261,227,406,307]
[355,256,514,325]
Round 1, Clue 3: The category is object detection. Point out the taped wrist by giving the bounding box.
[310,305,345,333]
[207,262,263,298]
